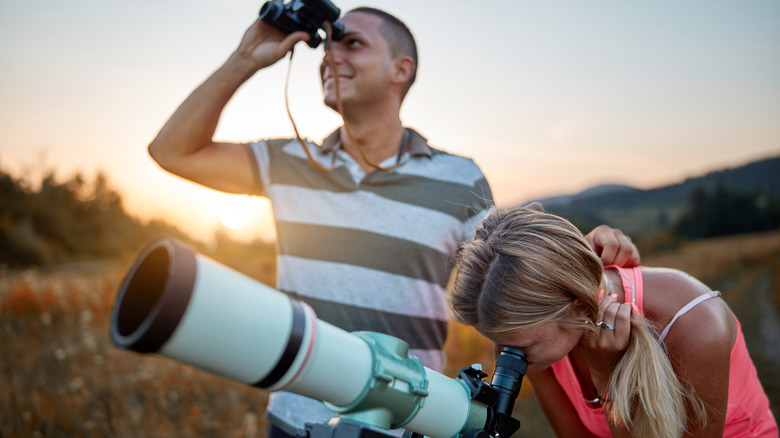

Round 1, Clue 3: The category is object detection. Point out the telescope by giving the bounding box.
[110,238,527,438]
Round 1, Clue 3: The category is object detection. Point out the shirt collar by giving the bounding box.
[320,127,433,158]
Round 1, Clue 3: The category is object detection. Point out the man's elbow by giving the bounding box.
[147,139,177,172]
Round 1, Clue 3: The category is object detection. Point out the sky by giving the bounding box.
[1,0,779,242]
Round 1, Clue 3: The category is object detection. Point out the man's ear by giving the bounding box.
[391,56,415,86]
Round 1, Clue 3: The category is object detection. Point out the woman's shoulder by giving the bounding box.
[640,267,735,350]
[641,267,712,300]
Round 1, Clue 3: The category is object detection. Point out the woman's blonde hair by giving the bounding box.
[450,205,703,437]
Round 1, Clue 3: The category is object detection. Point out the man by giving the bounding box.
[148,7,639,436]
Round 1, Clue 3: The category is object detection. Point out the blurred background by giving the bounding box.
[1,0,778,243]
[1,0,778,436]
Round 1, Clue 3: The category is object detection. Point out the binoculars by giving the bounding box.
[259,0,346,48]
[110,238,527,437]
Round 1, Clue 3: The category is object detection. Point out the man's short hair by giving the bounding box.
[348,7,418,97]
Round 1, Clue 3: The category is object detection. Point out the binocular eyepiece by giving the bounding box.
[259,0,346,48]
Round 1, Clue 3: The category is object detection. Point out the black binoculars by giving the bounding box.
[259,0,346,48]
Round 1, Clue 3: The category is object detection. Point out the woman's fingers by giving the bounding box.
[613,303,632,348]
[584,296,634,386]
[596,293,615,325]
[595,295,632,350]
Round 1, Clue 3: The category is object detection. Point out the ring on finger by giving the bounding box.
[601,322,615,330]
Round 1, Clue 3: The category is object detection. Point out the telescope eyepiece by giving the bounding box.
[457,347,526,437]
[491,348,527,416]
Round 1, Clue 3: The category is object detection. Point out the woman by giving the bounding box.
[449,205,776,437]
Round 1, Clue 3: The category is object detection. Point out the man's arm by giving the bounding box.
[148,20,308,194]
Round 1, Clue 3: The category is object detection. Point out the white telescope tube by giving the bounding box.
[110,238,490,437]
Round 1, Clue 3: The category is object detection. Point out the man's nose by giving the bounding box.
[322,42,345,64]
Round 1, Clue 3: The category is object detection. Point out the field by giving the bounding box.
[2,231,779,437]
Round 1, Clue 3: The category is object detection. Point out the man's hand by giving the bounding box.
[234,19,310,70]
[585,225,640,267]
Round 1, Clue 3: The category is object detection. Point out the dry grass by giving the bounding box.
[2,230,779,437]
[0,260,269,437]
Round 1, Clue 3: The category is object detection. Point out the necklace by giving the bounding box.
[564,355,602,405]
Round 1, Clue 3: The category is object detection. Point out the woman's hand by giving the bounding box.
[580,292,633,391]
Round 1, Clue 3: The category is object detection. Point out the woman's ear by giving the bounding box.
[570,298,592,319]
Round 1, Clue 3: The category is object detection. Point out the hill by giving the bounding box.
[0,166,275,273]
[528,155,780,240]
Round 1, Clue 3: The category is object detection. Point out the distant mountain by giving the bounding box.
[534,184,640,209]
[524,155,780,239]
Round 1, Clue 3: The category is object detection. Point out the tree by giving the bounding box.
[674,180,779,239]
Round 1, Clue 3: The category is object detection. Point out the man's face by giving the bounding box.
[320,12,395,110]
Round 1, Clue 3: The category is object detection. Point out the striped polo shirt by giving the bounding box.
[247,127,493,431]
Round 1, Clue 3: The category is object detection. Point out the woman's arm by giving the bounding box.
[643,268,734,436]
[526,368,600,438]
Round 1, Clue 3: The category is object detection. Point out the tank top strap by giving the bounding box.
[604,265,644,312]
[657,291,722,344]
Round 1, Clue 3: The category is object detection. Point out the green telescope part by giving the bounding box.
[110,238,524,437]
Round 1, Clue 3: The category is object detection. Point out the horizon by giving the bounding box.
[2,152,775,244]
[2,0,779,242]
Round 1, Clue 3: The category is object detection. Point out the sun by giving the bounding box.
[219,207,248,229]
[216,196,276,240]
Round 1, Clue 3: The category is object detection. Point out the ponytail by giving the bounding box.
[600,277,706,437]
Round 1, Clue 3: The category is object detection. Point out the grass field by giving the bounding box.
[2,230,779,437]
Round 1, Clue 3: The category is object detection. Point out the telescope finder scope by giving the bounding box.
[110,237,527,438]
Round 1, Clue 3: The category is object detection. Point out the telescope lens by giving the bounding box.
[111,239,197,353]
[114,246,169,337]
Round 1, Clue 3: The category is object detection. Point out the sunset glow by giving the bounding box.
[1,0,778,243]
[218,196,275,235]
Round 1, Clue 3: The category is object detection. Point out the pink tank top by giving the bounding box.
[550,266,778,437]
